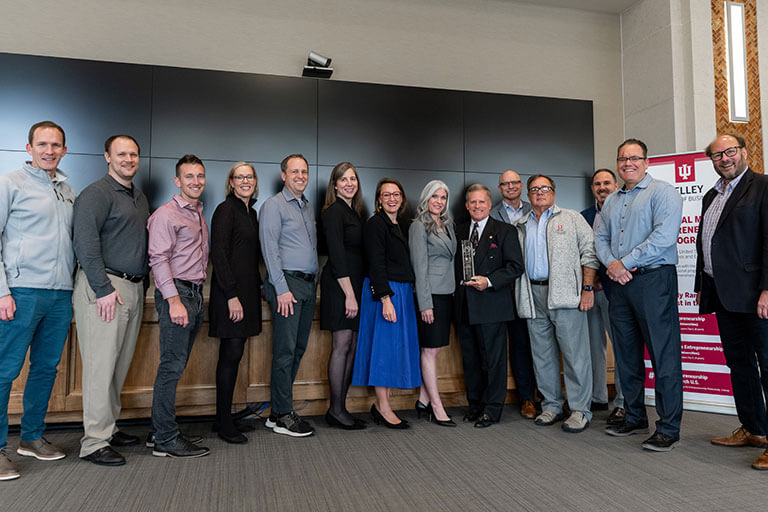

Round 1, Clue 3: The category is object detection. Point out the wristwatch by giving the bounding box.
[582,285,594,292]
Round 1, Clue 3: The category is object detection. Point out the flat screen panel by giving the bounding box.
[464,92,594,176]
[0,53,152,155]
[318,81,463,171]
[151,67,317,163]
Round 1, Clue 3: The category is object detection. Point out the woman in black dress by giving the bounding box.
[209,162,262,444]
[320,162,366,429]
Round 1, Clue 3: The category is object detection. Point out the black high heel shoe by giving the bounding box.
[426,404,456,427]
[325,411,366,430]
[370,404,410,429]
[415,400,429,419]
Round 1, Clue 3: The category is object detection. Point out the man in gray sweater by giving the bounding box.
[514,174,598,434]
[73,135,150,466]
[0,121,75,481]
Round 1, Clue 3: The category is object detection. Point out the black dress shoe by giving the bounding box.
[82,446,126,466]
[217,429,248,444]
[463,410,482,422]
[235,419,257,432]
[109,431,139,447]
[474,413,497,428]
[325,411,366,430]
[370,404,409,429]
[146,432,203,448]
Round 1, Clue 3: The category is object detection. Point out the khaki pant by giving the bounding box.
[73,269,143,457]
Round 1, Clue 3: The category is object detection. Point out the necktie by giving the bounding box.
[470,222,479,250]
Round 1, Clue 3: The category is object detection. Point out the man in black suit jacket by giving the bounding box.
[455,184,524,428]
[695,134,768,470]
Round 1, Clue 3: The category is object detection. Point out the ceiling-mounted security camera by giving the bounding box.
[303,51,334,79]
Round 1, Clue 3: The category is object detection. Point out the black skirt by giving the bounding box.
[417,294,453,348]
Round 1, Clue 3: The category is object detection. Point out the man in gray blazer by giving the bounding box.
[489,170,538,419]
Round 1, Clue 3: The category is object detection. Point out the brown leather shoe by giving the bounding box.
[520,400,536,419]
[711,426,768,448]
[753,449,768,470]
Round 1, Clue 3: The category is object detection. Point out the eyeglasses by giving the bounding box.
[529,186,553,193]
[616,156,646,163]
[232,175,255,181]
[499,180,522,187]
[380,192,402,200]
[709,146,742,161]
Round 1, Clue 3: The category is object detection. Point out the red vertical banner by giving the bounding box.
[644,153,735,414]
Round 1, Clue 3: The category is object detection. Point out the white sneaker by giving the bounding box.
[534,410,566,426]
[562,411,589,433]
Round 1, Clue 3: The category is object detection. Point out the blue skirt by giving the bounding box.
[351,278,421,389]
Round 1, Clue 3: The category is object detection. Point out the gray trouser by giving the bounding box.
[264,274,317,416]
[586,289,624,408]
[527,284,593,420]
[74,269,144,456]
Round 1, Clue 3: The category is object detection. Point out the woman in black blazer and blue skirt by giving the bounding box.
[352,178,420,428]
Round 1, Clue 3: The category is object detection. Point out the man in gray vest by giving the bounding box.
[73,135,149,466]
[489,170,538,419]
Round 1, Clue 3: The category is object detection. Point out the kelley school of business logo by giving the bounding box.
[675,155,696,183]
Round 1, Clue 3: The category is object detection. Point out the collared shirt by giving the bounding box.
[147,194,209,299]
[701,169,748,276]
[73,174,150,297]
[595,173,683,269]
[504,200,526,224]
[259,187,318,295]
[469,215,492,287]
[525,206,553,280]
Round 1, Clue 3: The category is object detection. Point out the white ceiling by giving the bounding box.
[513,0,639,14]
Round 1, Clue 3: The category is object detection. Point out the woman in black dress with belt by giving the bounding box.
[320,162,366,429]
[209,162,262,444]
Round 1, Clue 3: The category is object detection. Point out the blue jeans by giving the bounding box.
[151,283,203,444]
[0,288,72,449]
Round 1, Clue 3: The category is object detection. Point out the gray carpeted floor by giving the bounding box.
[2,407,765,512]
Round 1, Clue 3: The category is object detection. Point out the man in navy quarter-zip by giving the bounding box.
[0,121,75,481]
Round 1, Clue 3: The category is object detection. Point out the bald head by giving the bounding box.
[498,170,523,207]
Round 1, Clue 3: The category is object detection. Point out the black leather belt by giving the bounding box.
[105,268,144,283]
[633,264,668,275]
[284,270,315,282]
[530,279,549,286]
[174,278,203,294]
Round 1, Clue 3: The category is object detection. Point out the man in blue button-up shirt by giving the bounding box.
[595,138,683,452]
[259,154,318,438]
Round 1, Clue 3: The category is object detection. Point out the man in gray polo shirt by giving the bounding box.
[260,154,318,437]
[73,135,149,466]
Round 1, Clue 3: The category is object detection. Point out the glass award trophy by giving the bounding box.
[460,239,475,285]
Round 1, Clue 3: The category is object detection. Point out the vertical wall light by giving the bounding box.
[725,1,748,122]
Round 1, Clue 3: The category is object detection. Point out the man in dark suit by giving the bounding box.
[455,184,524,428]
[489,170,538,419]
[695,133,768,470]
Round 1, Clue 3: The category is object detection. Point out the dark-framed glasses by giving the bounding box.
[709,146,742,161]
[233,175,255,181]
[529,186,553,193]
[616,156,646,163]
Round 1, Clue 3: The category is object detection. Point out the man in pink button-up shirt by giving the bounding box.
[146,154,210,459]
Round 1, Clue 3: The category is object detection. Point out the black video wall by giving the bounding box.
[0,52,595,226]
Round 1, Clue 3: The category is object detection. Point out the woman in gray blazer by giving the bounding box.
[409,180,457,427]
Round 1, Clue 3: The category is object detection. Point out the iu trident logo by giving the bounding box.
[676,163,695,183]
